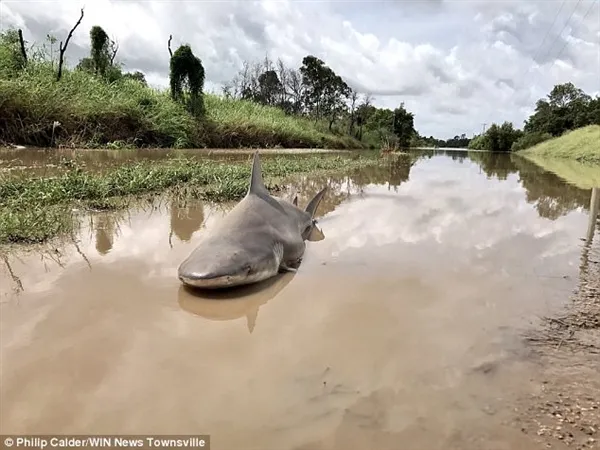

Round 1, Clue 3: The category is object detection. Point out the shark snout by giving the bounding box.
[178,265,253,289]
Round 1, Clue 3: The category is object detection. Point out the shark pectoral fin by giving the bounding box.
[307,223,325,242]
[293,195,298,206]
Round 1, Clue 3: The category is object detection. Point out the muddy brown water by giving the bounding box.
[0,147,348,179]
[1,150,599,449]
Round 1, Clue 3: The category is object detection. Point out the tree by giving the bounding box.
[323,72,351,130]
[256,70,283,106]
[90,26,110,76]
[348,89,359,135]
[525,82,593,136]
[300,55,329,120]
[392,104,415,148]
[355,94,374,141]
[57,8,84,81]
[299,55,350,128]
[0,29,27,77]
[471,121,522,152]
[123,71,147,86]
[169,44,205,116]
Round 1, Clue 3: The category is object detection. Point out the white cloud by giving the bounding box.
[1,0,598,139]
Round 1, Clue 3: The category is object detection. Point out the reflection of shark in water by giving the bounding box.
[177,272,296,333]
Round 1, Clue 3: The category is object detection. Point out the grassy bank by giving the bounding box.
[0,64,363,150]
[517,125,600,189]
[518,125,600,165]
[517,154,600,190]
[0,154,380,245]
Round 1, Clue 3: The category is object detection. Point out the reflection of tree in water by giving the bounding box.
[408,149,468,164]
[468,151,519,181]
[94,213,119,255]
[284,154,417,216]
[351,154,417,192]
[169,198,205,242]
[511,156,590,220]
[466,152,589,220]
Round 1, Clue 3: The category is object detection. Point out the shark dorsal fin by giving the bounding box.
[304,186,327,219]
[248,151,269,197]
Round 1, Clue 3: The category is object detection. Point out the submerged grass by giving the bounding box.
[0,153,380,245]
[0,63,363,150]
[518,154,600,190]
[518,125,600,165]
[518,125,600,189]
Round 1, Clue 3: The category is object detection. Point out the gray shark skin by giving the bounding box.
[177,151,327,289]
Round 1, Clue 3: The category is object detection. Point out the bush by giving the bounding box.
[511,131,552,151]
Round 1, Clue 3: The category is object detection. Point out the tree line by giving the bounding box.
[5,8,597,153]
[1,7,421,149]
[221,54,419,148]
[468,82,600,152]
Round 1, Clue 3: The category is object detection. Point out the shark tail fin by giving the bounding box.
[248,151,269,196]
[304,186,327,219]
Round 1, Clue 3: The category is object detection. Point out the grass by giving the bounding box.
[0,153,381,245]
[518,125,600,165]
[0,62,364,150]
[517,125,600,189]
[517,154,600,190]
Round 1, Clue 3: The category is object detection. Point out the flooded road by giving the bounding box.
[0,147,349,179]
[1,150,598,449]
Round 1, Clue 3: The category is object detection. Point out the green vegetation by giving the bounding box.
[222,54,417,149]
[516,125,600,189]
[468,122,523,152]
[519,154,600,190]
[468,83,600,155]
[0,154,382,245]
[0,21,418,150]
[518,125,600,164]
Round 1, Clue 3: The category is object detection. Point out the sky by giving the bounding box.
[1,0,599,139]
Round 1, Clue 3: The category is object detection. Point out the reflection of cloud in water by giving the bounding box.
[306,157,587,283]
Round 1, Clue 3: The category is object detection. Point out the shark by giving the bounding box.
[177,151,327,289]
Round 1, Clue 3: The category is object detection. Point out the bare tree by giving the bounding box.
[275,58,289,106]
[348,89,359,135]
[57,8,84,81]
[356,93,374,140]
[17,29,27,65]
[109,38,119,66]
[167,34,173,58]
[285,68,304,114]
[262,53,273,73]
[221,81,234,99]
